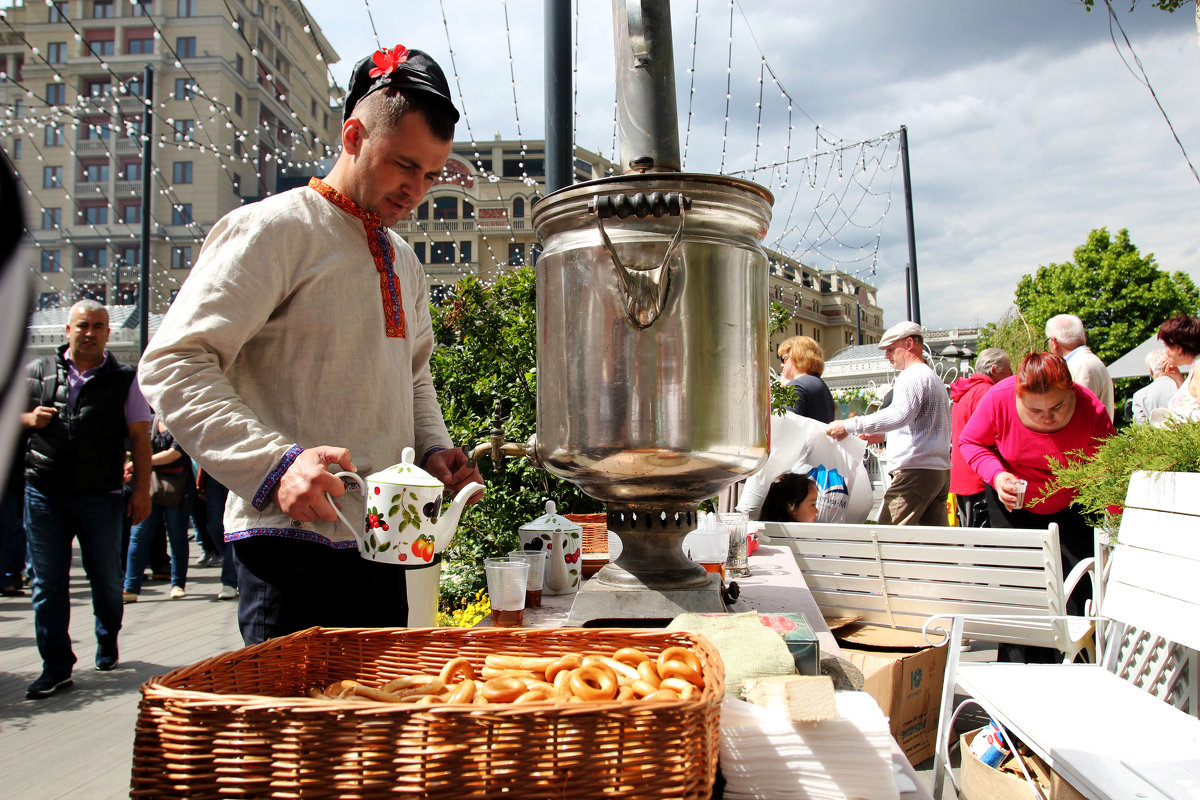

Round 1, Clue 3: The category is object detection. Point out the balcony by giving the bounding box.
[76,140,111,154]
[113,138,140,154]
[119,96,146,113]
[423,262,476,284]
[114,180,140,196]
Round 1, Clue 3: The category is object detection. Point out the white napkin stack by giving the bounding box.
[719,690,901,800]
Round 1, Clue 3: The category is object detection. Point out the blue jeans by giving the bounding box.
[125,501,190,593]
[205,479,238,589]
[25,484,125,675]
[1,485,27,588]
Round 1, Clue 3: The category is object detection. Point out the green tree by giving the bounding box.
[976,306,1042,369]
[429,268,601,609]
[1011,227,1197,364]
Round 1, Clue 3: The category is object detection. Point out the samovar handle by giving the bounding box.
[589,192,690,329]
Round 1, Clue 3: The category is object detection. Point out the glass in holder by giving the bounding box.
[718,512,750,578]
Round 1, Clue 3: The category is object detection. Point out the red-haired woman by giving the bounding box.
[959,352,1115,661]
[1157,315,1200,421]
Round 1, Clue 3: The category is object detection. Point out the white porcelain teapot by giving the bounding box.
[327,447,484,567]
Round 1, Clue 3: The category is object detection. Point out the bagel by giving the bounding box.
[439,657,476,685]
[568,664,618,701]
[480,676,527,704]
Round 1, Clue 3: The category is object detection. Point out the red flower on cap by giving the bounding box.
[369,45,408,79]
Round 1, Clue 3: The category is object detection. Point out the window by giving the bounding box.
[42,208,61,229]
[172,161,193,183]
[430,242,455,264]
[121,161,141,181]
[123,115,143,139]
[463,200,474,219]
[80,162,110,183]
[114,283,136,304]
[813,329,821,343]
[45,83,65,105]
[82,120,111,139]
[170,246,192,269]
[127,37,153,55]
[11,140,20,159]
[507,243,526,266]
[12,100,21,119]
[130,0,150,17]
[43,166,62,188]
[78,284,106,303]
[39,291,62,309]
[412,242,425,263]
[119,203,140,223]
[511,197,525,219]
[80,205,108,225]
[235,54,244,75]
[174,78,195,100]
[173,119,195,141]
[231,174,241,196]
[49,2,67,22]
[177,0,197,15]
[79,247,108,269]
[118,246,140,267]
[86,79,111,97]
[41,251,61,273]
[92,0,114,18]
[234,93,243,116]
[459,241,472,263]
[416,202,429,221]
[88,39,115,57]
[433,197,458,220]
[311,99,316,117]
[47,43,66,63]
[43,124,63,146]
[171,204,192,225]
[176,37,196,58]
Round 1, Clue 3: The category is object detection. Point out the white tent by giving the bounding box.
[1106,334,1191,380]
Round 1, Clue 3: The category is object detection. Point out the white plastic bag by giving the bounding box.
[736,411,873,523]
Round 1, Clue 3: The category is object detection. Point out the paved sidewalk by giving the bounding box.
[0,556,243,799]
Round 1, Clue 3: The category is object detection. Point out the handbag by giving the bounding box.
[150,469,188,507]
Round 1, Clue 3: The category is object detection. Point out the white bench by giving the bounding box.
[931,471,1200,800]
[758,521,1094,662]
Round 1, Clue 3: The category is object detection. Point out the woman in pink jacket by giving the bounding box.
[959,352,1115,661]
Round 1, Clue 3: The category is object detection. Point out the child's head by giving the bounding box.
[759,472,819,523]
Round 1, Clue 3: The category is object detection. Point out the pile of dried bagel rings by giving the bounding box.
[308,646,705,706]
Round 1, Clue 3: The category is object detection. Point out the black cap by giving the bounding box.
[342,45,460,125]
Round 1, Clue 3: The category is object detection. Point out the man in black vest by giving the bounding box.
[21,299,152,699]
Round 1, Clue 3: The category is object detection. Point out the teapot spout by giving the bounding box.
[431,481,485,553]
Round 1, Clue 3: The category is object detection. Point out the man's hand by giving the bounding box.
[275,446,356,522]
[128,487,152,525]
[860,432,885,445]
[23,405,57,429]
[825,420,849,441]
[424,447,484,504]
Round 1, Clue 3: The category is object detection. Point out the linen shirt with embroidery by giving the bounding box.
[138,184,452,548]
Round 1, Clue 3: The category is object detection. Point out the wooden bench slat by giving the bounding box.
[1113,508,1200,559]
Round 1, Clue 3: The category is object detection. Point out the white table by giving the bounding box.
[486,544,934,800]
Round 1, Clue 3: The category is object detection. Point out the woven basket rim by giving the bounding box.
[140,626,724,715]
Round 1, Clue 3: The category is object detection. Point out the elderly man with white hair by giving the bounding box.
[1045,313,1115,421]
[1130,348,1182,424]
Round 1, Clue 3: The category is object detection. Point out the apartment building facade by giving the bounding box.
[0,0,340,312]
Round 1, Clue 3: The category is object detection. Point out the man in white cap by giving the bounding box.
[139,44,483,644]
[1045,313,1114,421]
[826,321,952,525]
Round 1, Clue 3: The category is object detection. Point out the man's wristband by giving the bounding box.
[421,446,447,468]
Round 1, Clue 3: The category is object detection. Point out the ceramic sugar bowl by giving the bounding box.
[517,500,582,595]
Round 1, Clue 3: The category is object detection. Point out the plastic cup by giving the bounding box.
[718,511,751,578]
[1013,479,1028,510]
[508,550,544,609]
[485,558,529,628]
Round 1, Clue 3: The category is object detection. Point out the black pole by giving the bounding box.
[138,64,154,356]
[544,0,572,194]
[899,125,920,325]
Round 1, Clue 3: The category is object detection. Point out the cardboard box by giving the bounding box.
[833,622,947,766]
[959,728,1086,800]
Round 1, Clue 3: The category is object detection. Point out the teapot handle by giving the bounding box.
[324,471,366,539]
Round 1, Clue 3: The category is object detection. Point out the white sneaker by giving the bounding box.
[169,585,186,599]
[217,585,238,600]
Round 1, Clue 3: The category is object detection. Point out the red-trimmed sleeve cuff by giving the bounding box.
[252,444,304,511]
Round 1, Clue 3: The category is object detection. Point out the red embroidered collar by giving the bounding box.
[308,177,406,339]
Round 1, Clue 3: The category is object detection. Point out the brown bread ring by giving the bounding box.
[480,676,527,703]
[568,665,618,701]
[439,657,475,684]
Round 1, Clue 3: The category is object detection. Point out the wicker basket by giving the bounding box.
[132,626,723,799]
[566,513,611,577]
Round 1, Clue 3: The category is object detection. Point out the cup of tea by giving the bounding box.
[1012,479,1028,510]
[508,550,545,609]
[485,557,529,628]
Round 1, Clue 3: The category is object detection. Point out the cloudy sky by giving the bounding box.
[304,1,1197,330]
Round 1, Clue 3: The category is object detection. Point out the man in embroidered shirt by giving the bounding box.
[826,321,952,526]
[138,46,483,644]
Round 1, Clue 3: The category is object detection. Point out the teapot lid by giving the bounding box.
[519,500,583,532]
[368,447,443,488]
